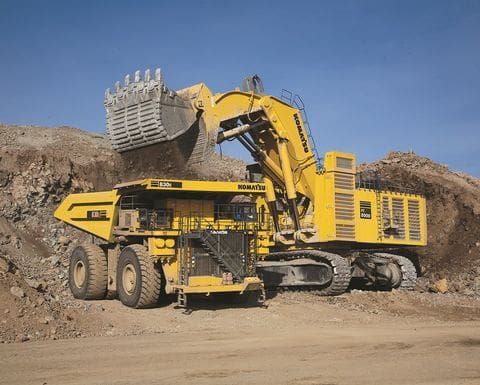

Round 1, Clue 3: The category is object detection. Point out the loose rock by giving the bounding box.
[10,286,25,298]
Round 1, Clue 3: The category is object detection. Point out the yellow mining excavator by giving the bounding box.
[55,69,426,308]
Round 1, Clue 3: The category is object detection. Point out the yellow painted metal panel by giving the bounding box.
[188,276,223,287]
[179,277,262,294]
[54,190,119,242]
[114,178,266,194]
[355,189,379,243]
[355,189,427,246]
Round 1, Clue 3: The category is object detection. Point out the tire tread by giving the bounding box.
[122,244,162,309]
[83,244,108,300]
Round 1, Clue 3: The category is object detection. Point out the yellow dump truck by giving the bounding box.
[54,179,268,308]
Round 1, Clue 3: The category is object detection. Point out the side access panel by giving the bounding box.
[355,189,427,246]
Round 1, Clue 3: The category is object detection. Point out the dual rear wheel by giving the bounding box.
[69,244,108,300]
[68,243,162,308]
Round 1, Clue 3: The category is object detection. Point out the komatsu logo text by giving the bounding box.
[237,183,265,191]
[293,113,309,153]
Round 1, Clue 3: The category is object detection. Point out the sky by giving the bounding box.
[0,0,479,175]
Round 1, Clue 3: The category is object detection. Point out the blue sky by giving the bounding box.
[1,0,479,175]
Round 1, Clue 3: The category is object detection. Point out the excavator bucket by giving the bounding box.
[104,68,214,165]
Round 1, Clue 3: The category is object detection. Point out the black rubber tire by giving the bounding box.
[69,244,108,300]
[116,244,162,309]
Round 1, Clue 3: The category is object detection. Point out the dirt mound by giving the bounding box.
[359,151,480,293]
[0,255,106,343]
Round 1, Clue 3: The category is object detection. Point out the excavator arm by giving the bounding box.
[206,89,319,232]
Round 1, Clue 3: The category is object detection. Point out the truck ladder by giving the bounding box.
[375,190,383,241]
[189,230,245,280]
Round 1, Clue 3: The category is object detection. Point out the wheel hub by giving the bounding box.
[122,263,137,294]
[387,262,402,288]
[73,260,86,288]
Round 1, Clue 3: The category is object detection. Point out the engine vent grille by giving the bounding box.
[336,156,353,170]
[334,173,354,190]
[382,197,390,225]
[392,198,405,239]
[335,193,355,220]
[335,223,355,238]
[408,200,421,240]
[334,173,355,239]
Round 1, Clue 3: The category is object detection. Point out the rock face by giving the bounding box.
[359,151,480,293]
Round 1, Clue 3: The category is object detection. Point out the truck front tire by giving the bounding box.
[116,244,162,308]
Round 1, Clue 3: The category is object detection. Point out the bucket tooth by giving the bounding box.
[115,81,120,92]
[145,69,151,81]
[155,68,162,82]
[124,74,131,86]
[134,70,141,82]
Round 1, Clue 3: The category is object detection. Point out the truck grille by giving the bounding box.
[189,231,251,277]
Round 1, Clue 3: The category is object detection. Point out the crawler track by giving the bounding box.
[264,250,352,296]
[374,253,417,290]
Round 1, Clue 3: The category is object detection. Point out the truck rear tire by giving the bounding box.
[69,244,108,300]
[116,244,162,308]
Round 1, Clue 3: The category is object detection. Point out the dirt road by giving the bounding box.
[1,318,479,385]
[2,290,480,384]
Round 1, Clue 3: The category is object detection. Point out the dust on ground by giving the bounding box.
[1,293,480,385]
